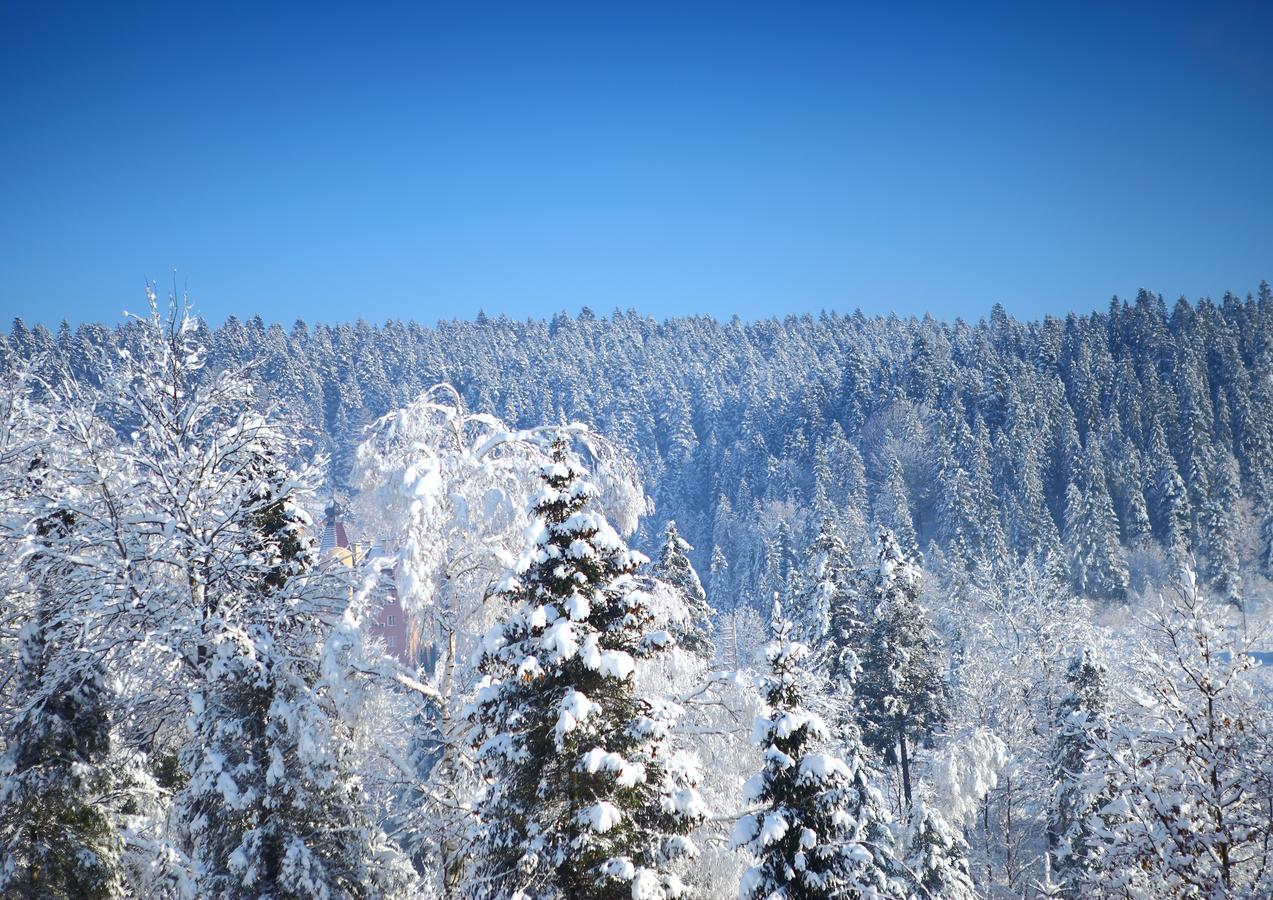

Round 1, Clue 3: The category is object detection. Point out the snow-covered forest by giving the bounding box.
[2,288,1272,899]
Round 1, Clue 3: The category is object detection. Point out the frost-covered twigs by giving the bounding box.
[1083,569,1272,898]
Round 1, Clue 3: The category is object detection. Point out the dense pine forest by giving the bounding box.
[2,289,1271,898]
[7,283,1273,606]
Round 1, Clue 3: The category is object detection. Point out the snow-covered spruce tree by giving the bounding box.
[1063,444,1128,602]
[654,519,715,660]
[469,439,706,899]
[853,528,949,808]
[1200,447,1242,608]
[732,599,900,900]
[814,527,870,740]
[0,454,124,899]
[175,452,415,899]
[1147,421,1192,566]
[1087,570,1272,898]
[902,800,976,900]
[353,387,652,897]
[96,296,412,897]
[873,455,919,563]
[785,518,850,649]
[1046,647,1110,898]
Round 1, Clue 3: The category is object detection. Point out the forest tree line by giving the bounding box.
[1,291,1271,898]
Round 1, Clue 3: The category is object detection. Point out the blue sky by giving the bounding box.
[2,1,1270,328]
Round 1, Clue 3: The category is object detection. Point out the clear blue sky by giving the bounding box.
[2,1,1270,328]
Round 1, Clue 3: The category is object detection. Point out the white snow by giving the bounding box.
[599,649,635,680]
[582,801,623,833]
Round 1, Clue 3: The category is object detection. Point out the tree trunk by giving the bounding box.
[898,722,912,807]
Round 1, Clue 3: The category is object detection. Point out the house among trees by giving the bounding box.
[320,501,415,665]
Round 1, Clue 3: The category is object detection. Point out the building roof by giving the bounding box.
[319,501,350,554]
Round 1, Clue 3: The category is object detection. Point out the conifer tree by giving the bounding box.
[0,461,124,899]
[99,298,414,898]
[1063,444,1128,602]
[903,800,976,900]
[1147,421,1192,565]
[733,600,900,900]
[717,603,767,671]
[853,528,949,807]
[1047,647,1110,898]
[469,440,706,899]
[790,518,854,649]
[932,431,981,567]
[708,543,730,605]
[653,519,715,660]
[873,454,919,561]
[1200,448,1243,607]
[175,460,414,899]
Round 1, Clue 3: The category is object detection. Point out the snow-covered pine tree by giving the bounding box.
[654,519,715,660]
[789,518,853,649]
[716,603,767,672]
[1046,647,1110,898]
[469,439,706,899]
[91,296,413,898]
[732,599,900,900]
[0,456,124,899]
[763,520,799,605]
[903,800,976,900]
[1200,447,1242,608]
[932,430,981,568]
[1062,444,1128,602]
[853,528,949,807]
[815,527,870,737]
[1147,421,1192,565]
[176,455,414,899]
[873,454,919,563]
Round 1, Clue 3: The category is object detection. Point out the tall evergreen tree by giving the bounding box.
[1063,444,1128,602]
[1047,647,1110,898]
[653,519,715,660]
[1147,421,1192,565]
[789,518,854,650]
[903,801,976,900]
[469,441,706,899]
[1200,448,1243,607]
[175,460,413,899]
[0,461,124,899]
[732,600,900,900]
[853,528,949,806]
[873,454,919,561]
[93,298,415,898]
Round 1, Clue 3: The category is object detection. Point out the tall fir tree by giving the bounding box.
[0,461,124,899]
[873,454,920,562]
[175,459,413,899]
[1063,444,1128,602]
[733,600,900,900]
[469,440,706,899]
[1047,647,1110,898]
[789,518,854,650]
[97,298,414,898]
[1200,448,1243,608]
[1147,420,1193,565]
[853,528,949,807]
[653,519,715,660]
[903,801,976,900]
